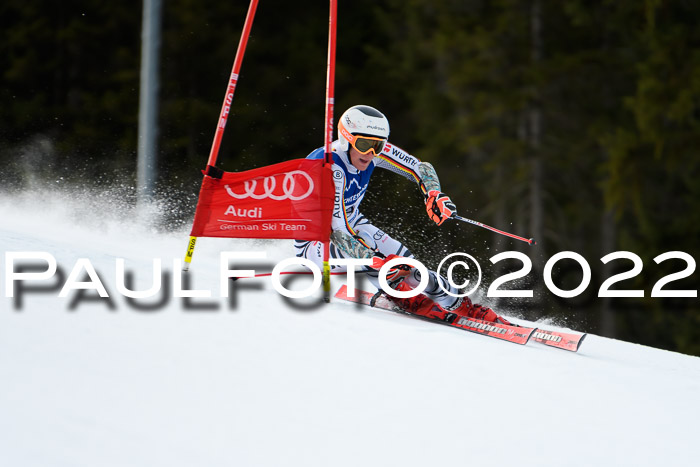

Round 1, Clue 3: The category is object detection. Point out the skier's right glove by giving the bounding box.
[370,254,412,283]
[425,190,456,226]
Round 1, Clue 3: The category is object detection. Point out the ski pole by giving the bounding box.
[230,270,371,281]
[451,214,536,245]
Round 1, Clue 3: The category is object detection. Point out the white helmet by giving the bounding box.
[337,105,390,152]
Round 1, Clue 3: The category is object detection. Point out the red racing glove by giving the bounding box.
[369,254,412,282]
[425,190,456,226]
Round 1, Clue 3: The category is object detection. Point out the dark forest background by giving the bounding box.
[1,0,699,355]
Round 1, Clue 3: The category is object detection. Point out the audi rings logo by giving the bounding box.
[224,170,315,201]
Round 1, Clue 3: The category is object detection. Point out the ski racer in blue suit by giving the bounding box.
[295,105,507,324]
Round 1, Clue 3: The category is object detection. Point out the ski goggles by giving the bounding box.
[339,121,386,155]
[352,135,386,155]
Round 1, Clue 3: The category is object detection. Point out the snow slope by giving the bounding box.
[1,191,699,467]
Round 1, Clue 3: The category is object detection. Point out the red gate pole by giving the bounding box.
[183,0,259,272]
[322,0,338,301]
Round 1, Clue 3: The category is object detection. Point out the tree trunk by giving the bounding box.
[528,0,545,313]
[529,0,543,254]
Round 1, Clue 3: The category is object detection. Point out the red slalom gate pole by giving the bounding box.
[183,0,259,272]
[322,0,338,302]
[206,0,259,168]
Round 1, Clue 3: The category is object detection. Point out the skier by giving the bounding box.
[295,105,508,324]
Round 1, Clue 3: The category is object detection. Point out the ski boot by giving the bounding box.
[385,281,438,317]
[383,281,461,322]
[441,295,512,325]
[384,282,511,325]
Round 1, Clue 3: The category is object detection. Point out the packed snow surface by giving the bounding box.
[1,191,699,467]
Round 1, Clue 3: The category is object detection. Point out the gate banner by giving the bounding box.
[190,158,333,241]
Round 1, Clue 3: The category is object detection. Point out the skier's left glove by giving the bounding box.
[425,189,456,226]
[369,254,412,283]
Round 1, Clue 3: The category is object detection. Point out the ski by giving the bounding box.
[530,329,586,352]
[335,285,586,352]
[334,285,536,346]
